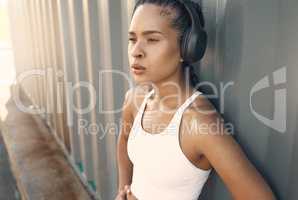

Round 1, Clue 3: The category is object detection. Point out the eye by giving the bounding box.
[128,38,136,43]
[148,38,159,42]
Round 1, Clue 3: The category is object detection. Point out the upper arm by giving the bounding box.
[119,88,135,140]
[200,133,275,199]
[117,88,149,190]
[116,88,136,189]
[192,100,276,200]
[118,88,146,139]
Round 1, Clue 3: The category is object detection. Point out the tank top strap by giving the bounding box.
[132,89,155,130]
[170,90,202,127]
[140,89,155,112]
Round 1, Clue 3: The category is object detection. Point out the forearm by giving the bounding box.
[117,162,133,191]
[232,189,276,200]
[226,159,277,200]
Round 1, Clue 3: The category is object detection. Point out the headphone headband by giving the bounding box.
[179,0,204,30]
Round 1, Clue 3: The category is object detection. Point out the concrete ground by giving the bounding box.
[0,43,92,199]
[0,37,19,200]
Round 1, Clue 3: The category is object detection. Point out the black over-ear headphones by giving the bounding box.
[178,0,207,63]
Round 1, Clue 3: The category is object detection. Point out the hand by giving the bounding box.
[115,188,126,200]
[125,185,138,200]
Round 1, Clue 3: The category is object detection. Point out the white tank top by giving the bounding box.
[127,89,212,200]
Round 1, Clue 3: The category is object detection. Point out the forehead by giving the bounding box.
[129,4,177,35]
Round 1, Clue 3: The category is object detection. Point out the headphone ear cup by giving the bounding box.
[180,25,207,63]
[198,30,207,60]
[180,28,191,62]
[190,29,207,62]
[179,1,207,63]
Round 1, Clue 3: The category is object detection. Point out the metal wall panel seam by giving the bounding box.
[44,0,58,137]
[50,0,66,143]
[67,0,89,171]
[41,0,55,129]
[56,0,74,148]
[25,0,43,109]
[96,0,118,198]
[21,0,39,108]
[79,0,98,185]
[33,0,47,114]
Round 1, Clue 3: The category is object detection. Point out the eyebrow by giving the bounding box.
[128,30,163,36]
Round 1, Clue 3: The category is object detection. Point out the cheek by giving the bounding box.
[149,42,180,71]
[127,45,132,63]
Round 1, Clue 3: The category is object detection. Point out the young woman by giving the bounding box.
[116,0,276,199]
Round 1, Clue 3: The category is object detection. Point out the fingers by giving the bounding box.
[119,189,126,197]
[115,188,126,200]
[124,185,131,195]
[124,185,138,200]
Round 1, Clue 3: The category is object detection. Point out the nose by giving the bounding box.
[130,41,145,59]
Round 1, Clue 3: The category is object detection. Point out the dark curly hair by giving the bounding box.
[132,0,206,88]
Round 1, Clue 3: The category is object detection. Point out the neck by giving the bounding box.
[148,68,195,105]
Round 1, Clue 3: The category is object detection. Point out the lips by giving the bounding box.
[131,64,146,70]
[131,64,146,75]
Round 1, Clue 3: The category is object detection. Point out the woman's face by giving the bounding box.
[128,4,182,85]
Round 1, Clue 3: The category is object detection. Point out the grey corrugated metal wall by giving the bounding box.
[198,0,298,200]
[7,0,298,199]
[8,0,133,199]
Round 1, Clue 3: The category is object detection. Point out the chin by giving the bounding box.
[132,75,154,85]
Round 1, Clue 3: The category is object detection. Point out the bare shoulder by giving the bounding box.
[182,94,233,152]
[123,87,151,118]
[183,94,224,134]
